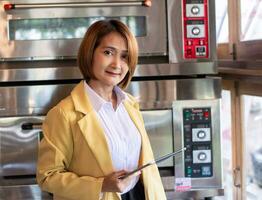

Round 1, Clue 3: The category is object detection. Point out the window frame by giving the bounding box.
[222,80,262,200]
[217,0,262,61]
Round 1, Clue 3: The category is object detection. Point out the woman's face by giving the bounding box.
[90,32,129,88]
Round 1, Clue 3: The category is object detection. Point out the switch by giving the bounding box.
[202,166,211,176]
[186,49,192,56]
[187,167,192,175]
[187,40,193,46]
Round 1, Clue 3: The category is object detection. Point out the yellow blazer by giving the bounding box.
[37,81,166,200]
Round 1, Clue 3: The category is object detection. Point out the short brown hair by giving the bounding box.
[77,20,138,89]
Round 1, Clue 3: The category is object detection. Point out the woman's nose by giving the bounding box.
[111,55,121,68]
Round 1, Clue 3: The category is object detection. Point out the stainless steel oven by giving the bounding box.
[0,0,217,75]
[0,78,223,200]
[0,0,166,60]
[0,0,224,199]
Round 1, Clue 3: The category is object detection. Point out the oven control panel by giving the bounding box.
[182,0,209,59]
[183,107,212,177]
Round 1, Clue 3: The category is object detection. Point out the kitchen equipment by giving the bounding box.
[0,0,223,199]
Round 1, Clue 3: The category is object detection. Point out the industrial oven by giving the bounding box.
[0,0,223,199]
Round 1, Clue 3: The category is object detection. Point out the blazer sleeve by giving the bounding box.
[36,106,104,200]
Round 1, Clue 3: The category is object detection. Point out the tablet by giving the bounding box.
[119,147,186,179]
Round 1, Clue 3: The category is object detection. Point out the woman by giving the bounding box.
[37,19,166,200]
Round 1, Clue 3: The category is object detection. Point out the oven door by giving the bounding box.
[0,0,166,61]
[0,116,44,177]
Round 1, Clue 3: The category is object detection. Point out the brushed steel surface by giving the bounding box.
[0,116,44,176]
[0,111,173,178]
[142,110,173,167]
[8,1,146,9]
[163,176,224,199]
[0,184,52,200]
[0,84,76,116]
[0,0,166,60]
[173,99,222,190]
[2,0,142,3]
[0,180,224,200]
[0,78,221,116]
[0,62,218,82]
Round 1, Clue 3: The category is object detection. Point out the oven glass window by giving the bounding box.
[8,16,146,41]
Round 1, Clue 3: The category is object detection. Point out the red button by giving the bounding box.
[204,111,209,118]
[199,40,205,45]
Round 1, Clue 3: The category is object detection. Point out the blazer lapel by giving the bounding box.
[71,81,114,175]
[78,113,114,175]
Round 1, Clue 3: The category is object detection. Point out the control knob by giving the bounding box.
[198,152,207,161]
[191,6,200,15]
[192,27,201,35]
[197,130,206,139]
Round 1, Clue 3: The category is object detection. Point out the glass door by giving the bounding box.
[242,95,262,199]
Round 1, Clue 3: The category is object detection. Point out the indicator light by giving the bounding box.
[4,3,14,10]
[143,0,152,7]
[204,111,209,118]
[184,111,191,119]
[187,167,192,175]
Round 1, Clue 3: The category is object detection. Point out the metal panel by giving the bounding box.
[0,62,219,83]
[173,99,222,190]
[167,0,217,72]
[0,184,52,200]
[0,116,44,176]
[142,110,173,167]
[0,111,172,178]
[0,78,221,116]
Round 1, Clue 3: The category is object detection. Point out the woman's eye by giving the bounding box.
[104,50,113,56]
[121,54,128,60]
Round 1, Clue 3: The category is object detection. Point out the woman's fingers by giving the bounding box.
[102,170,142,193]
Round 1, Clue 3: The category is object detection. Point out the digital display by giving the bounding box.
[196,46,206,52]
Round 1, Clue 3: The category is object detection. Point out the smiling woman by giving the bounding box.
[36,20,166,200]
[90,32,129,100]
[78,20,138,90]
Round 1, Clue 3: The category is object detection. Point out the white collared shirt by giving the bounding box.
[84,82,141,194]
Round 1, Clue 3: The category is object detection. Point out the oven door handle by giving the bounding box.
[4,0,152,10]
[21,122,42,130]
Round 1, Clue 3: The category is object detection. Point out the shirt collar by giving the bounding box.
[84,81,126,112]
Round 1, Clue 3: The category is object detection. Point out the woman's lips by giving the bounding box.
[106,71,121,76]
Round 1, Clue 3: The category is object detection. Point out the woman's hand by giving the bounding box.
[101,170,141,193]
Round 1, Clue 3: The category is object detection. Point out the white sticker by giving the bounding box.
[175,177,192,192]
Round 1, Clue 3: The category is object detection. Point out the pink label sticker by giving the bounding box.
[175,177,192,192]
